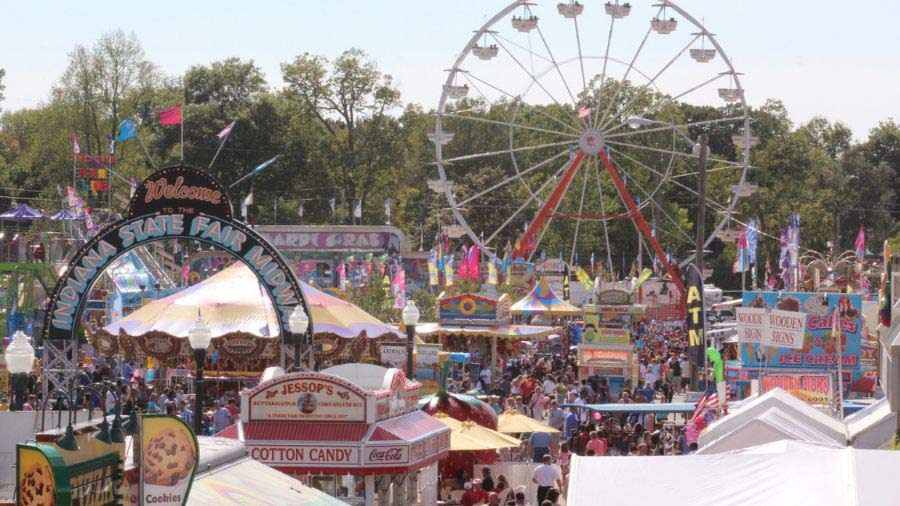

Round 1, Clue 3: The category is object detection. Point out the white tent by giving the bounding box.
[846,398,896,449]
[566,441,900,505]
[695,406,845,454]
[698,388,847,449]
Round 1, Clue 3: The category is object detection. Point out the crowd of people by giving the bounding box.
[445,318,703,505]
[9,353,242,436]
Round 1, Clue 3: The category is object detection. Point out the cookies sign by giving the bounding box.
[16,443,70,506]
[140,415,198,506]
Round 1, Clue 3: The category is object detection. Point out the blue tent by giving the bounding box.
[49,208,79,221]
[0,204,44,220]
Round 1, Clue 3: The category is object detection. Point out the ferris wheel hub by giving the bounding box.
[578,128,605,155]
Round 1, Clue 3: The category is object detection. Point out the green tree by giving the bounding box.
[281,48,402,220]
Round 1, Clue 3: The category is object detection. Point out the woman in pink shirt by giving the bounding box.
[586,431,608,456]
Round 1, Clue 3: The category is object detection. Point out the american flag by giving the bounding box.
[692,386,726,420]
[577,105,592,119]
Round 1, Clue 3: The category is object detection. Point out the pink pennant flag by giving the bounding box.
[458,246,470,279]
[467,244,481,280]
[854,226,866,259]
[69,133,80,154]
[217,120,236,141]
[157,104,183,125]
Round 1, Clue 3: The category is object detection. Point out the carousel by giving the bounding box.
[89,262,406,386]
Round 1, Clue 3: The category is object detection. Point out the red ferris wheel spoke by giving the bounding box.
[598,149,686,317]
[513,149,586,259]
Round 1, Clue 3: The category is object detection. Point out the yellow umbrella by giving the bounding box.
[432,413,523,451]
[497,409,560,434]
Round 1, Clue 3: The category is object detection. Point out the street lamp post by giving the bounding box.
[402,300,420,379]
[187,311,212,435]
[289,305,310,372]
[5,330,35,411]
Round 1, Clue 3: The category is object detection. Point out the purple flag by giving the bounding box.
[217,121,236,141]
[70,133,80,154]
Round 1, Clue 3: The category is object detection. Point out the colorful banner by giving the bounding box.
[597,327,630,346]
[507,260,536,295]
[684,264,705,365]
[741,292,864,383]
[760,373,832,405]
[141,414,199,506]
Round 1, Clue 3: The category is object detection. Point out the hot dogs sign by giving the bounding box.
[244,372,369,423]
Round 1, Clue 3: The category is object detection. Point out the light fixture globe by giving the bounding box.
[288,305,310,335]
[5,330,35,374]
[402,300,420,326]
[626,116,653,129]
[187,311,212,351]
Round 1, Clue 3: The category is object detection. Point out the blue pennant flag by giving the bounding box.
[116,118,138,142]
[250,156,278,177]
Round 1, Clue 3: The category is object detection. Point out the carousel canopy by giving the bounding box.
[102,262,402,339]
[0,203,43,220]
[510,278,581,316]
[414,322,560,340]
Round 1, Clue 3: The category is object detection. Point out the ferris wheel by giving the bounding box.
[434,0,755,292]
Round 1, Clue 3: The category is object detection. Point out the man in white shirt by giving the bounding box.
[542,376,556,396]
[531,454,561,504]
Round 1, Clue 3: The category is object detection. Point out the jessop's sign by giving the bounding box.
[363,446,409,465]
[248,375,367,422]
[249,445,360,467]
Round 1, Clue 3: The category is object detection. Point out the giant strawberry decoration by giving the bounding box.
[419,361,498,430]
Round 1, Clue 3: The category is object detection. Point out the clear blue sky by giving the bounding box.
[2,0,898,139]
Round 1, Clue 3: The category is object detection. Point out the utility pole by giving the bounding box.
[695,133,709,280]
[695,133,709,390]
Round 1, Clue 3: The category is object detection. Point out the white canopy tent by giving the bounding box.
[698,388,847,449]
[846,398,896,449]
[695,406,845,454]
[567,441,900,505]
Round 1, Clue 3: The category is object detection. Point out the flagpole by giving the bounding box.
[136,133,158,169]
[208,138,227,171]
[180,100,185,163]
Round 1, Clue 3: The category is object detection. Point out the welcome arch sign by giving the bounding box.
[42,164,313,394]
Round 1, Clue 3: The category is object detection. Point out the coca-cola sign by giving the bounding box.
[364,446,408,464]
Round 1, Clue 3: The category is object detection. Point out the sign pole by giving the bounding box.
[834,305,844,419]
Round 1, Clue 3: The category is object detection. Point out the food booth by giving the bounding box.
[416,292,560,381]
[229,365,450,505]
[577,289,643,395]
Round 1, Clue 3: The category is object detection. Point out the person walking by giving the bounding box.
[531,454,561,504]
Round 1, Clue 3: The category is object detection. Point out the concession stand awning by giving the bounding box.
[227,365,450,505]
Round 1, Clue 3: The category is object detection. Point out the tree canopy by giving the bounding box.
[0,32,897,289]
